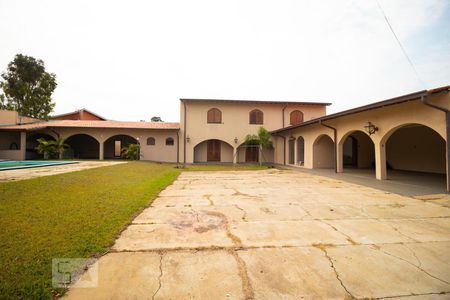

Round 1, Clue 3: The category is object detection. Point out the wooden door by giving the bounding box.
[245,146,259,162]
[207,140,221,161]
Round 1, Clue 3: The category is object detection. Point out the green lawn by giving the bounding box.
[0,162,267,299]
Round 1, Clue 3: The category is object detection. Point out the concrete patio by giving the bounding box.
[66,169,450,299]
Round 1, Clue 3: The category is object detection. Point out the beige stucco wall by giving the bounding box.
[24,127,179,162]
[312,135,334,168]
[0,109,40,125]
[386,125,445,174]
[180,101,327,163]
[274,92,449,180]
[193,140,234,163]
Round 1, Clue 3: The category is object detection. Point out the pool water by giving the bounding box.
[0,161,79,171]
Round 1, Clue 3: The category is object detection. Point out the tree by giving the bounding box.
[36,138,57,159]
[35,137,68,159]
[151,116,163,122]
[244,127,273,149]
[0,54,57,119]
[53,137,69,159]
[121,143,141,160]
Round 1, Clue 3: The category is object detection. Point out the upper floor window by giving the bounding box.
[207,108,222,123]
[290,110,304,125]
[147,137,155,146]
[165,137,174,146]
[249,109,263,124]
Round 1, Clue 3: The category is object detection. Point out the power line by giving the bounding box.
[375,0,425,88]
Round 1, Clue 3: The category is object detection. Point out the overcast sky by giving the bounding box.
[0,0,449,122]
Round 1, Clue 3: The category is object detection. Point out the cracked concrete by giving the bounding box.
[65,169,450,299]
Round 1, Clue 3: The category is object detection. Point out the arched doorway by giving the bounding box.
[297,137,305,166]
[26,133,56,159]
[65,134,100,159]
[194,139,233,163]
[104,135,138,159]
[385,124,446,176]
[340,130,375,173]
[313,134,334,169]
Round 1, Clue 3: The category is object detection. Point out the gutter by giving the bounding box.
[282,105,287,128]
[319,120,338,173]
[421,94,450,193]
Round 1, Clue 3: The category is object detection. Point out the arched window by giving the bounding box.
[165,137,174,146]
[147,137,155,146]
[207,108,222,124]
[249,109,263,124]
[290,110,304,125]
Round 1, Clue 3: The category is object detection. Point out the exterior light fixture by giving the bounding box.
[186,136,190,143]
[364,122,378,135]
[234,137,238,144]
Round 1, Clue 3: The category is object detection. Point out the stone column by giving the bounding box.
[233,147,237,164]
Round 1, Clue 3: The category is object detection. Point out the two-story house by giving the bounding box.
[179,99,330,164]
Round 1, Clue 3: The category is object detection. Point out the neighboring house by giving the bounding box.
[51,108,107,121]
[0,85,449,191]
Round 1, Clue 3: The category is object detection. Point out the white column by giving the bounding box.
[375,141,387,180]
[336,142,344,173]
[99,141,104,160]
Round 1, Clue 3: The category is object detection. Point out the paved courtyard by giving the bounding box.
[67,169,450,299]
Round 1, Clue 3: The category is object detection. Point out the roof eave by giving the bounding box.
[270,86,449,134]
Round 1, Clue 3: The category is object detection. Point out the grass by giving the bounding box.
[0,161,267,299]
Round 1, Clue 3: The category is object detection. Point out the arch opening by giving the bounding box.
[65,134,99,159]
[385,124,446,178]
[26,133,56,159]
[194,139,233,163]
[104,135,137,159]
[341,130,375,174]
[313,135,334,169]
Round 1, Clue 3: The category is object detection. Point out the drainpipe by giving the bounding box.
[282,105,287,128]
[183,101,187,165]
[319,120,338,173]
[421,95,450,193]
[176,130,180,167]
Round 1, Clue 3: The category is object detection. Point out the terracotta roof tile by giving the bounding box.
[0,120,180,131]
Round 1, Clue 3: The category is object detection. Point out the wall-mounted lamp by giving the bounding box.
[364,122,378,135]
[186,136,190,143]
[234,137,238,144]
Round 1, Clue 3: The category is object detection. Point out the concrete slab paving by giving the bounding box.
[66,169,450,299]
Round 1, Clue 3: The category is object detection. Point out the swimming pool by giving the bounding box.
[0,161,79,171]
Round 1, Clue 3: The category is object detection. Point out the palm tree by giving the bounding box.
[244,127,273,149]
[53,137,69,159]
[121,143,140,160]
[35,138,57,159]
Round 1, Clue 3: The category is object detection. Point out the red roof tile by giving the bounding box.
[0,120,180,131]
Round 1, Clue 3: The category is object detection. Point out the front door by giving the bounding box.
[207,140,221,162]
[245,146,259,162]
